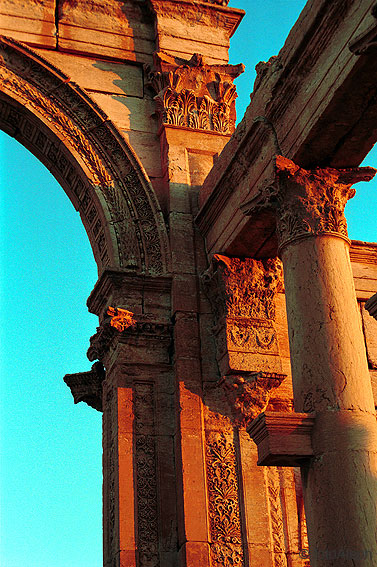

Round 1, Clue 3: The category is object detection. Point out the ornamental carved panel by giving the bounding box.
[267,467,288,567]
[134,382,160,567]
[205,430,244,567]
[201,254,284,380]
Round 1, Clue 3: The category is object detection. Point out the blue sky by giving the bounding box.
[1,2,376,566]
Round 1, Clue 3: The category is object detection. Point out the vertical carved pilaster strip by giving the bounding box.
[266,467,288,567]
[134,383,159,567]
[205,431,244,567]
[103,386,117,567]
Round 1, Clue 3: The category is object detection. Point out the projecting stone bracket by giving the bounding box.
[219,371,287,427]
[64,361,105,412]
[247,411,315,466]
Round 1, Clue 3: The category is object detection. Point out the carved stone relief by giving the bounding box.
[202,254,283,378]
[146,52,243,134]
[267,467,288,567]
[205,430,244,567]
[242,156,376,252]
[220,372,286,427]
[134,382,160,567]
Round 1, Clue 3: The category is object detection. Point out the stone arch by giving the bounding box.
[0,36,170,276]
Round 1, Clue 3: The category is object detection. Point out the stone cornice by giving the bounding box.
[148,0,244,38]
[247,411,315,466]
[195,1,377,257]
[87,268,172,317]
[350,240,377,264]
[87,314,173,363]
[64,362,105,412]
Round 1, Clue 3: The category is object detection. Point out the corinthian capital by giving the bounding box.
[275,156,376,249]
[242,156,376,251]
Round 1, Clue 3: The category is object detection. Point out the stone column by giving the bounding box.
[273,156,377,566]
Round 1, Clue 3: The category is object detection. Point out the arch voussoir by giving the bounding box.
[0,35,170,275]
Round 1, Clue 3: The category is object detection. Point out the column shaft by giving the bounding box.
[272,156,377,567]
[281,235,377,566]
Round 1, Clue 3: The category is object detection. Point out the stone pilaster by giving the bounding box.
[245,156,377,567]
[84,270,175,567]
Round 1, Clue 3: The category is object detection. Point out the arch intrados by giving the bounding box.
[0,36,170,276]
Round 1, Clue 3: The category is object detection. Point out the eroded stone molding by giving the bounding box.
[202,254,283,322]
[148,1,241,40]
[146,52,243,134]
[63,361,105,411]
[241,156,376,252]
[87,315,172,364]
[220,372,286,427]
[205,430,244,567]
[0,36,170,274]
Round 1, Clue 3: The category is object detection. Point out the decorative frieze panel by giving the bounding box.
[205,431,244,567]
[202,254,284,378]
[102,385,118,567]
[134,382,160,567]
[146,52,243,134]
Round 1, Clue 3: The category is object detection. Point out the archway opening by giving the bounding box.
[0,130,102,567]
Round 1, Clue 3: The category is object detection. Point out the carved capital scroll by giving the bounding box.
[242,156,376,252]
[146,53,243,134]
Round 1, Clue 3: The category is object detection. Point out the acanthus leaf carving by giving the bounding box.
[205,431,244,567]
[146,52,243,134]
[242,156,377,252]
